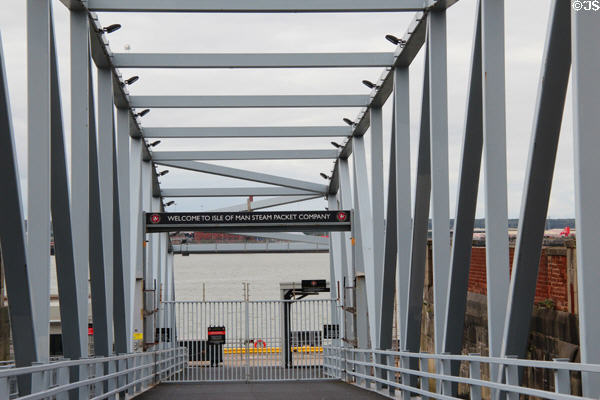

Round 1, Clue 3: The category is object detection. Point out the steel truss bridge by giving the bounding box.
[0,0,599,399]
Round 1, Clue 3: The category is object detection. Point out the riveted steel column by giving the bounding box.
[27,0,51,362]
[572,3,600,396]
[443,2,483,361]
[404,53,431,355]
[481,0,509,375]
[501,0,571,366]
[393,67,412,351]
[0,32,38,374]
[328,196,342,340]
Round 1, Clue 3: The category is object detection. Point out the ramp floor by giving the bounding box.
[135,381,389,399]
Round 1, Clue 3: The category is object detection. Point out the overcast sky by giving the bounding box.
[0,0,577,218]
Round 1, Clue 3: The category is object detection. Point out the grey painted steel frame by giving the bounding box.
[500,0,571,366]
[571,5,600,397]
[130,95,369,109]
[152,150,339,161]
[69,7,91,362]
[212,195,322,212]
[0,32,38,371]
[352,134,378,349]
[427,10,451,355]
[27,0,52,362]
[404,50,431,354]
[112,52,395,68]
[86,0,428,12]
[370,106,385,350]
[162,187,321,198]
[49,21,88,396]
[88,64,112,358]
[443,0,483,361]
[157,160,327,193]
[142,126,351,138]
[481,0,509,372]
[393,67,412,352]
[117,107,133,352]
[379,109,397,351]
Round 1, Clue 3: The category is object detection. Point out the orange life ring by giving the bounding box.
[254,339,267,348]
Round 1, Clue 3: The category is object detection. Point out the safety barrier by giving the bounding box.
[163,299,339,382]
[0,347,186,399]
[323,346,600,399]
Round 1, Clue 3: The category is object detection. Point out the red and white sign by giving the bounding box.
[337,212,347,222]
[150,214,161,224]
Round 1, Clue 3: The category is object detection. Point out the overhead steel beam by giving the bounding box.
[156,160,328,193]
[162,187,321,197]
[572,4,600,397]
[172,243,328,254]
[0,31,38,371]
[143,126,351,138]
[87,0,428,12]
[130,95,370,108]
[113,52,395,69]
[152,150,339,161]
[212,195,322,212]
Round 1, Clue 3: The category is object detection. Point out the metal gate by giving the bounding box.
[162,299,339,382]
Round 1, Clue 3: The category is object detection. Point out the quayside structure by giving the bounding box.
[0,0,599,399]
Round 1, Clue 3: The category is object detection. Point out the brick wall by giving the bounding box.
[466,243,576,312]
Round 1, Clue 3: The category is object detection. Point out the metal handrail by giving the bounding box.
[1,347,187,399]
[322,346,600,400]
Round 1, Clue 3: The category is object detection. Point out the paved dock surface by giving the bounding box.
[136,381,389,399]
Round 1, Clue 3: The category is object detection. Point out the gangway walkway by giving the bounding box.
[0,0,599,399]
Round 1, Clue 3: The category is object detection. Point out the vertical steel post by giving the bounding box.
[571,4,600,396]
[500,0,571,363]
[130,138,144,347]
[27,0,51,362]
[379,113,397,351]
[89,64,111,357]
[393,67,412,352]
[481,0,509,374]
[113,115,128,354]
[117,108,132,351]
[97,67,115,355]
[69,6,91,362]
[353,135,377,349]
[370,106,385,348]
[338,159,355,346]
[427,9,451,354]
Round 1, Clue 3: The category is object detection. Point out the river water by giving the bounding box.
[173,253,331,301]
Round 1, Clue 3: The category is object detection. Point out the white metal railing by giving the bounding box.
[323,346,600,400]
[0,347,187,399]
